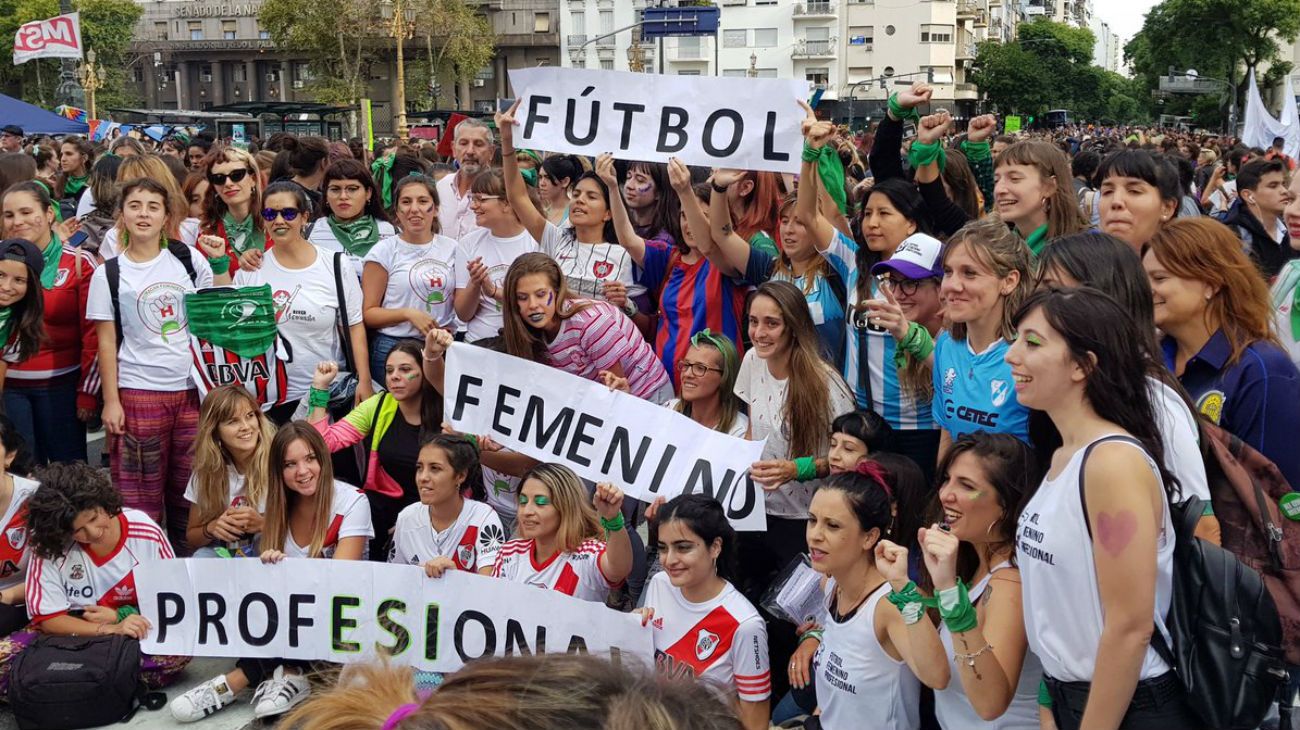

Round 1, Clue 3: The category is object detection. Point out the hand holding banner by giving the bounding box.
[507,67,808,175]
[444,344,767,530]
[13,13,82,65]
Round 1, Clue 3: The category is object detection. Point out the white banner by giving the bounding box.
[508,67,808,175]
[444,344,767,530]
[138,559,653,673]
[13,12,82,65]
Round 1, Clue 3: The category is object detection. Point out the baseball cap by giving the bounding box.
[0,239,44,280]
[0,125,22,137]
[870,233,943,281]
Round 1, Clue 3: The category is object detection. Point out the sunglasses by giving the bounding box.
[208,169,251,186]
[261,207,301,222]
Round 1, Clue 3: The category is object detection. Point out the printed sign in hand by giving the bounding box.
[508,67,808,175]
[137,558,654,673]
[444,344,768,530]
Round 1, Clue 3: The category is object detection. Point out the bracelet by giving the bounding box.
[938,580,980,634]
[954,642,995,669]
[117,605,139,622]
[207,255,231,276]
[798,629,824,644]
[308,387,330,409]
[600,512,626,533]
[202,521,216,542]
[423,349,444,362]
[793,456,818,482]
[711,182,730,194]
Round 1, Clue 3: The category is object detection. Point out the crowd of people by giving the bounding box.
[0,80,1296,730]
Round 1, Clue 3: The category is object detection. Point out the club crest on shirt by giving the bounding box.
[69,563,84,580]
[54,268,69,288]
[652,617,664,630]
[942,367,957,395]
[695,628,721,661]
[1197,390,1226,425]
[5,526,26,550]
[990,378,1011,407]
[456,543,475,568]
[592,261,614,279]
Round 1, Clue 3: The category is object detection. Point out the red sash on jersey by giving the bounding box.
[658,605,740,678]
[0,508,27,581]
[452,526,479,571]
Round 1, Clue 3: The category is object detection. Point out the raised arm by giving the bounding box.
[496,101,548,243]
[868,82,933,184]
[797,100,841,253]
[707,169,760,277]
[965,114,998,212]
[595,153,646,266]
[668,158,711,257]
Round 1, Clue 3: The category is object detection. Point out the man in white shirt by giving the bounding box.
[437,118,494,240]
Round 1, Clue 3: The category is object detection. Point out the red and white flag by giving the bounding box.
[13,12,82,65]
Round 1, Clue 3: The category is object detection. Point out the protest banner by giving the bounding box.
[138,558,654,674]
[507,67,807,175]
[444,344,768,531]
[13,13,82,65]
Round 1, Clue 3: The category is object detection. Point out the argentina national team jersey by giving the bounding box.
[931,333,1029,441]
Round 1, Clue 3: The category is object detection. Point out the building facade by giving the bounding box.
[1088,16,1118,73]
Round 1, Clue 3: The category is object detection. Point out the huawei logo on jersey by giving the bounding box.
[694,629,721,661]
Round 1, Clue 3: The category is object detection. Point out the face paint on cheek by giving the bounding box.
[545,292,554,307]
[969,491,983,500]
[406,372,420,381]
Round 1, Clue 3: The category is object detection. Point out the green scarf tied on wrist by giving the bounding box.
[908,140,947,173]
[801,143,848,216]
[887,93,922,123]
[62,174,88,197]
[959,140,991,163]
[371,155,396,210]
[40,233,62,290]
[327,215,381,258]
[222,212,259,255]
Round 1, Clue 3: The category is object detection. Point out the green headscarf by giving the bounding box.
[372,155,396,210]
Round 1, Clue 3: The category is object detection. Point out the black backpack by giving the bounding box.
[105,241,200,349]
[8,634,165,729]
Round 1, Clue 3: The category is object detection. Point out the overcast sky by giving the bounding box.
[1092,0,1155,50]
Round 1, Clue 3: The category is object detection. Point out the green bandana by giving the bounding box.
[371,156,396,210]
[222,212,258,255]
[326,214,381,258]
[0,306,13,351]
[801,144,848,215]
[184,284,279,357]
[62,175,88,197]
[40,233,62,290]
[1025,223,1050,258]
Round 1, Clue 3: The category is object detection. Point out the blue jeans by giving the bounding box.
[3,373,86,465]
[369,333,421,390]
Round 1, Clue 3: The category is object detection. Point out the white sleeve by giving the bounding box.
[27,555,70,620]
[341,259,365,327]
[474,508,505,570]
[101,228,120,260]
[85,265,113,322]
[361,238,393,268]
[180,219,201,246]
[733,351,757,405]
[1154,384,1210,502]
[75,189,95,219]
[454,237,474,292]
[191,253,215,289]
[339,490,375,540]
[732,616,772,701]
[541,222,563,257]
[581,541,616,589]
[183,474,199,504]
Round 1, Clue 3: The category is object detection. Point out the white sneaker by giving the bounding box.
[251,665,311,718]
[170,675,237,722]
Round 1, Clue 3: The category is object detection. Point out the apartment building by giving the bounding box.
[1088,17,1119,73]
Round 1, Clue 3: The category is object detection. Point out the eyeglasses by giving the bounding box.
[327,184,365,197]
[261,207,301,222]
[876,275,935,298]
[208,169,250,186]
[470,194,501,205]
[677,360,723,377]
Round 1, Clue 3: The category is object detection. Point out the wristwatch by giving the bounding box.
[711,181,730,194]
[622,299,639,317]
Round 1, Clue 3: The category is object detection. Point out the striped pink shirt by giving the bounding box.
[546,299,670,400]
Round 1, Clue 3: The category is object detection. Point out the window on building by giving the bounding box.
[259,29,270,39]
[600,59,614,69]
[758,68,777,77]
[678,70,702,75]
[188,21,203,40]
[132,67,143,83]
[921,65,954,83]
[571,11,585,32]
[222,20,236,39]
[722,69,747,77]
[885,24,895,35]
[200,64,213,82]
[599,10,613,33]
[233,65,247,82]
[154,21,167,40]
[678,36,702,58]
[723,29,747,47]
[806,68,829,87]
[534,13,551,32]
[754,0,776,5]
[477,65,494,79]
[753,28,777,47]
[920,24,953,42]
[848,25,873,45]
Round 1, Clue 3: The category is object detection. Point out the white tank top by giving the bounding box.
[813,580,921,730]
[1016,435,1174,682]
[934,563,1043,730]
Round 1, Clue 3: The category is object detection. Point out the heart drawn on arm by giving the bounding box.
[1096,510,1138,558]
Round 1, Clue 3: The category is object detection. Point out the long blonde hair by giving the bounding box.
[943,218,1034,344]
[520,463,600,551]
[261,422,337,557]
[190,386,276,526]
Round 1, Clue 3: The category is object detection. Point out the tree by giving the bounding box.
[410,0,496,109]
[0,0,143,109]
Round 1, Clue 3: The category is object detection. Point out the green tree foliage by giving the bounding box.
[0,0,143,110]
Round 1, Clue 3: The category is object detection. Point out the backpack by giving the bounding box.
[105,241,200,350]
[8,634,166,729]
[1081,435,1289,730]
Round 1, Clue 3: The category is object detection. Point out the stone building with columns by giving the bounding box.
[124,0,560,136]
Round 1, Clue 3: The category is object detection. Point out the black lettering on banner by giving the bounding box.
[566,634,590,655]
[493,385,521,437]
[763,111,791,162]
[601,427,651,483]
[455,610,497,663]
[451,374,483,422]
[504,619,546,656]
[611,102,646,150]
[683,461,756,520]
[198,592,229,645]
[155,592,184,644]
[521,396,574,456]
[425,603,441,662]
[646,443,678,494]
[656,107,689,153]
[523,95,552,139]
[565,412,603,468]
[377,599,411,655]
[332,596,362,652]
[288,594,315,648]
[565,86,600,145]
[238,593,277,647]
[702,109,744,157]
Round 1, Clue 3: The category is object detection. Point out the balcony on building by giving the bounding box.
[672,37,709,62]
[794,1,837,18]
[955,81,979,99]
[567,34,588,47]
[792,37,837,58]
[956,29,975,61]
[957,0,979,18]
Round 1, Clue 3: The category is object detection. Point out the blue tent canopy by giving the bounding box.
[0,93,89,135]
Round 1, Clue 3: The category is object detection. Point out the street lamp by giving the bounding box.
[54,0,84,107]
[380,0,417,141]
[78,48,106,120]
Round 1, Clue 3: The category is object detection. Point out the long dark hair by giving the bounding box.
[870,452,929,547]
[386,341,444,446]
[322,158,390,223]
[852,179,929,294]
[625,161,684,251]
[0,413,33,477]
[1014,287,1179,500]
[0,234,47,361]
[393,174,441,235]
[654,494,738,583]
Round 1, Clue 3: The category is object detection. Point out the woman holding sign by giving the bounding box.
[491,463,632,603]
[170,422,373,723]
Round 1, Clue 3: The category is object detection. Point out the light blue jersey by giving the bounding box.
[931,333,1029,441]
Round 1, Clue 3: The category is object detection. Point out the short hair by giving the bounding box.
[454,117,495,146]
[1237,158,1288,193]
[27,463,124,560]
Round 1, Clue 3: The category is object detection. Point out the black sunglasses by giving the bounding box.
[208,169,250,186]
[261,207,301,222]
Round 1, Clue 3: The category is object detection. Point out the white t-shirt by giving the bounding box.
[664,399,750,439]
[642,572,771,701]
[539,222,645,301]
[734,349,855,518]
[75,187,96,220]
[1148,376,1209,503]
[388,499,506,573]
[309,218,398,279]
[27,509,174,621]
[86,247,215,391]
[492,537,615,603]
[482,463,521,525]
[100,219,201,260]
[234,247,364,400]
[283,482,373,559]
[183,465,263,554]
[0,476,39,592]
[363,233,459,337]
[454,227,538,342]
